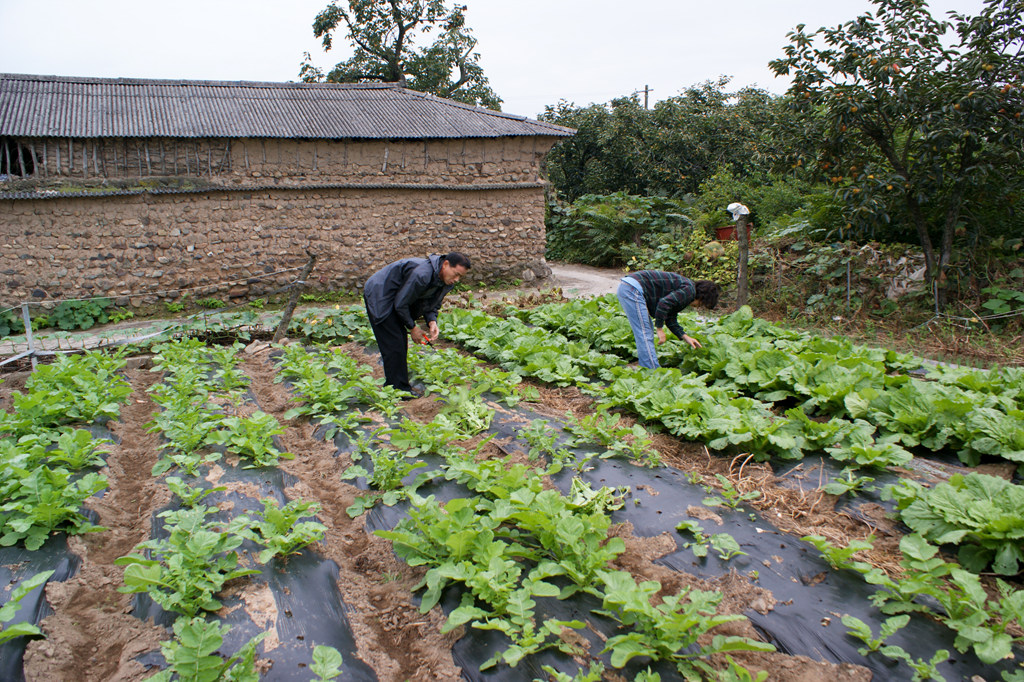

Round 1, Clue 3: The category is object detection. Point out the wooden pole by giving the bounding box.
[272,252,317,343]
[21,304,36,370]
[736,214,750,307]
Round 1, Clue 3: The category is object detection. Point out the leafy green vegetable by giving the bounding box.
[0,462,108,549]
[310,645,345,681]
[147,616,265,682]
[893,473,1024,575]
[233,497,326,563]
[596,569,774,677]
[1,351,131,435]
[0,570,54,645]
[116,507,259,617]
[206,412,293,468]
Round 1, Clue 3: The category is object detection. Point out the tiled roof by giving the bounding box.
[0,73,574,140]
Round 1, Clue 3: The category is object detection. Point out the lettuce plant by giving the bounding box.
[891,473,1024,575]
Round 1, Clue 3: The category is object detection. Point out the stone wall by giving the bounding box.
[0,185,550,307]
[0,136,558,307]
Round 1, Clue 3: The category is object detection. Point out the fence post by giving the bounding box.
[736,214,750,307]
[21,303,36,370]
[273,252,317,343]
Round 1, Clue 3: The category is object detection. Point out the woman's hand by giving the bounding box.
[427,320,439,341]
[656,327,667,345]
[682,334,702,349]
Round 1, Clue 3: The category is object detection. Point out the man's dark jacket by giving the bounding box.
[363,255,454,330]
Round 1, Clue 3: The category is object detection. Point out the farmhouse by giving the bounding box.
[0,73,573,307]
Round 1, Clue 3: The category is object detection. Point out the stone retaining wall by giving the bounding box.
[0,136,558,307]
[0,185,551,307]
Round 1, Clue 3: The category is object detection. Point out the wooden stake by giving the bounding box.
[736,214,750,307]
[273,252,317,343]
[15,141,26,176]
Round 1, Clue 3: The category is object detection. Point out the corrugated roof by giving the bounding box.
[0,73,575,140]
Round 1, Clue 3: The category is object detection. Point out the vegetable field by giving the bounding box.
[1,297,1022,681]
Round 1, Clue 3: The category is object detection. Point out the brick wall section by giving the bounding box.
[0,137,557,307]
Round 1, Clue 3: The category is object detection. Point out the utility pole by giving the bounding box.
[643,84,650,110]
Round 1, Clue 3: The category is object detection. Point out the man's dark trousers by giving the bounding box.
[365,303,413,392]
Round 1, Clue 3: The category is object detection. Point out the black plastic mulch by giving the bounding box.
[355,397,1015,681]
[128,461,377,681]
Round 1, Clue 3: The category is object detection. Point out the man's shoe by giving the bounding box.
[401,386,425,400]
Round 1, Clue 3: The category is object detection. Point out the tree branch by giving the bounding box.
[443,39,476,95]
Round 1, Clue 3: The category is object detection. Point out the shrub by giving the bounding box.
[546,192,691,267]
[0,309,26,338]
[50,298,111,331]
[691,169,840,239]
[625,228,738,286]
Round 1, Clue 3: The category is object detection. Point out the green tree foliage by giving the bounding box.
[769,0,1024,305]
[539,79,797,202]
[546,193,691,267]
[300,0,501,110]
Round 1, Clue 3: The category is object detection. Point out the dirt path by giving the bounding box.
[546,262,624,298]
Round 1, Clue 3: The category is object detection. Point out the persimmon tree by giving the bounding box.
[300,0,501,110]
[540,79,793,202]
[770,0,1023,306]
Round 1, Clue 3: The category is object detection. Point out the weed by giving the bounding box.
[196,297,225,309]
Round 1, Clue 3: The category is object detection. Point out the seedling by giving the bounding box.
[0,570,54,644]
[310,645,345,681]
[710,533,747,561]
[233,497,326,563]
[842,614,911,654]
[116,506,259,616]
[206,412,294,468]
[803,534,877,572]
[165,476,225,508]
[702,474,761,511]
[596,569,774,678]
[148,616,265,682]
[823,468,878,497]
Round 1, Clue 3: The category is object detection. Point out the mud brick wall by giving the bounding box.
[0,137,557,307]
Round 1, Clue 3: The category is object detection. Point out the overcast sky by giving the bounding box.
[0,0,987,118]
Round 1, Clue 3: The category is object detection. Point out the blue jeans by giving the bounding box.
[617,280,659,369]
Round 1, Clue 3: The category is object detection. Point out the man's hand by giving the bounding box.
[656,327,667,345]
[682,334,702,349]
[410,326,425,344]
[427,320,439,341]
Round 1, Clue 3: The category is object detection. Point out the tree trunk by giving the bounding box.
[736,214,750,307]
[905,193,938,305]
[936,148,972,309]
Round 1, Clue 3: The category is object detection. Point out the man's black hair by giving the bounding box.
[444,252,472,270]
[695,280,719,310]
